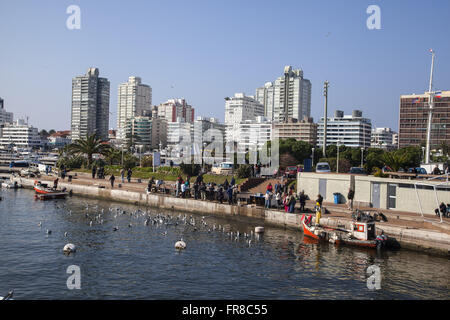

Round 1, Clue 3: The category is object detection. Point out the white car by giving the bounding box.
[316,162,331,173]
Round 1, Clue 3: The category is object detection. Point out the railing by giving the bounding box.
[414,172,449,224]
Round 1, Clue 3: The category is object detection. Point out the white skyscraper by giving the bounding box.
[224,93,264,143]
[116,76,152,141]
[256,66,311,123]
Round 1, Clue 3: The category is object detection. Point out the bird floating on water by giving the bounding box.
[63,243,76,253]
[175,239,186,250]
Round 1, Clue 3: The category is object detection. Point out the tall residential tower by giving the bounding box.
[116,76,152,141]
[255,66,311,123]
[71,68,110,141]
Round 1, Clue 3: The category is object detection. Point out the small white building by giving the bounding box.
[371,127,397,149]
[317,110,372,148]
[0,119,41,149]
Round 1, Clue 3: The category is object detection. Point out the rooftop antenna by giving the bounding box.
[425,49,435,164]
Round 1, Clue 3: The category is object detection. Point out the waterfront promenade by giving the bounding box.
[11,172,450,256]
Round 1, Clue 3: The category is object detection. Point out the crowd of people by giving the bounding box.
[145,174,240,205]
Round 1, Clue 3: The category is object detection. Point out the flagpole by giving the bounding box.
[425,49,435,164]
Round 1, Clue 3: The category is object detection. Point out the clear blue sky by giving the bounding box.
[0,0,449,131]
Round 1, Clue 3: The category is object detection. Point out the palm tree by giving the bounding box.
[104,147,122,165]
[382,151,408,172]
[67,133,110,168]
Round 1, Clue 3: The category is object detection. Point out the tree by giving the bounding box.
[104,147,122,165]
[67,133,110,168]
[365,148,385,173]
[382,151,409,172]
[278,139,312,163]
[439,141,450,157]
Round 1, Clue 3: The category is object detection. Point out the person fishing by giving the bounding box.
[53,178,59,190]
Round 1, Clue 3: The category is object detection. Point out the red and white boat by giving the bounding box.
[301,214,388,249]
[33,181,68,199]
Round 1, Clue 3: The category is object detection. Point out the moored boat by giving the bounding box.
[301,214,388,250]
[33,181,68,199]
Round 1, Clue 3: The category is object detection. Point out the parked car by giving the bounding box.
[211,162,234,175]
[407,167,427,174]
[285,166,298,178]
[349,167,368,175]
[316,162,331,173]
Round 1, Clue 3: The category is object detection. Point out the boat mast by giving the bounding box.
[425,49,435,164]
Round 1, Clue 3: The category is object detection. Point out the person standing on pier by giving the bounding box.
[264,190,271,208]
[299,191,306,212]
[92,166,97,179]
[53,178,59,190]
[120,168,125,183]
[227,186,233,204]
[109,174,115,188]
[288,191,296,213]
[230,176,235,187]
[347,188,355,210]
[127,168,132,183]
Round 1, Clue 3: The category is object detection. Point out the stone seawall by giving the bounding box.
[14,176,450,257]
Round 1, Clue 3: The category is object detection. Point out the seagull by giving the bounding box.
[175,238,186,249]
[64,232,68,237]
[113,226,119,231]
[46,229,52,235]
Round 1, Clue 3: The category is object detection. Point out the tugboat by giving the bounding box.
[301,214,388,250]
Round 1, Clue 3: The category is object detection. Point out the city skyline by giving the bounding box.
[1,0,449,131]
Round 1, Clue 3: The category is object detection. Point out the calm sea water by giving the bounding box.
[0,188,448,300]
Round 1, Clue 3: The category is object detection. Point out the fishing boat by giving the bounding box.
[301,214,388,250]
[33,181,68,199]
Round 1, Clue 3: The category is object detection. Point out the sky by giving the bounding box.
[0,0,449,132]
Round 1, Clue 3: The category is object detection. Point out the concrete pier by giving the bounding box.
[12,175,450,257]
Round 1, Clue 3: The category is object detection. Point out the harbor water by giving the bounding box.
[0,189,448,299]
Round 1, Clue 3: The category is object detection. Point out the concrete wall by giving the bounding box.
[297,172,450,215]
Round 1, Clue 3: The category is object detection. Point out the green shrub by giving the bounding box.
[236,164,252,178]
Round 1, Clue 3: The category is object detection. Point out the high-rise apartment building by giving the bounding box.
[0,97,13,125]
[70,68,110,141]
[256,66,311,123]
[398,91,450,149]
[117,76,152,141]
[156,98,194,123]
[255,82,275,121]
[317,110,372,148]
[224,93,264,143]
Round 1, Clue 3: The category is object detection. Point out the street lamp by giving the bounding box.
[360,147,364,168]
[311,147,315,168]
[202,142,207,173]
[336,140,341,173]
